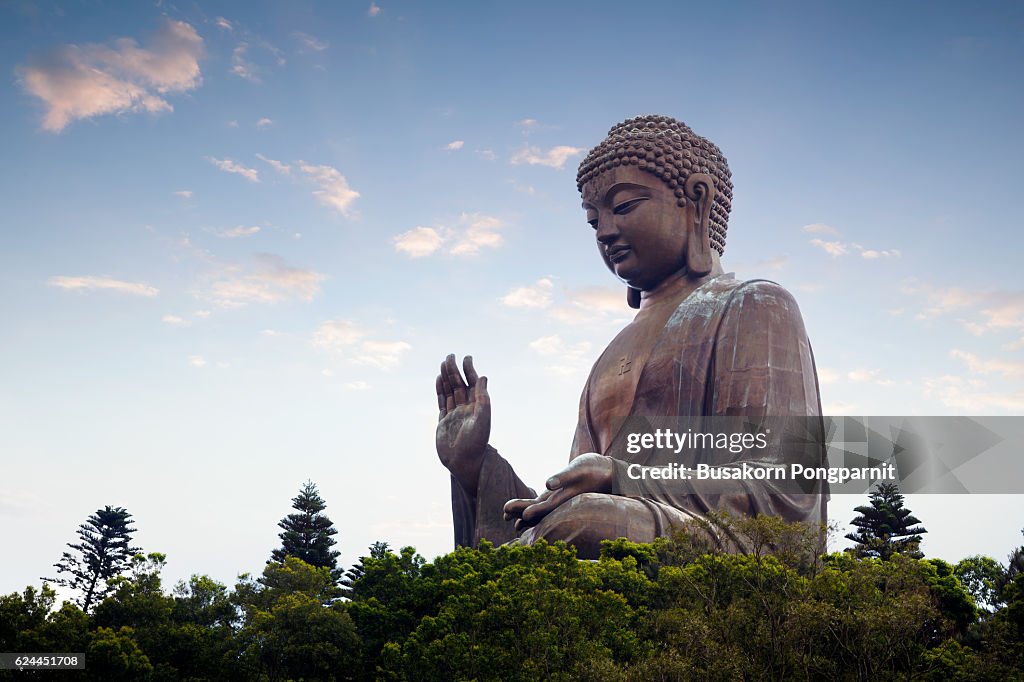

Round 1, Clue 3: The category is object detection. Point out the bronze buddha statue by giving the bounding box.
[436,115,826,559]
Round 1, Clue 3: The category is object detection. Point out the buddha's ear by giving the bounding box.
[626,286,641,309]
[684,172,716,277]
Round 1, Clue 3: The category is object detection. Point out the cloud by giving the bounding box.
[809,239,848,257]
[810,237,901,260]
[297,162,360,216]
[189,355,206,367]
[256,153,291,174]
[510,145,583,169]
[174,189,192,198]
[393,226,444,258]
[207,156,260,183]
[903,282,1024,335]
[214,17,233,31]
[217,225,261,238]
[162,314,189,325]
[48,275,159,296]
[516,118,539,129]
[450,213,502,255]
[501,278,553,308]
[313,320,411,369]
[256,117,272,128]
[861,249,901,259]
[476,149,497,161]
[292,31,328,52]
[203,254,325,307]
[393,213,504,258]
[950,349,1024,379]
[924,375,1024,413]
[528,334,593,376]
[802,223,840,235]
[345,381,371,390]
[445,140,464,151]
[846,368,895,386]
[816,367,839,384]
[16,19,204,132]
[230,43,258,82]
[368,2,382,17]
[549,286,627,323]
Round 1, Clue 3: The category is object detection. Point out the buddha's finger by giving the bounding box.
[446,354,469,406]
[463,356,479,386]
[440,359,456,412]
[503,499,530,521]
[436,374,447,417]
[473,376,489,412]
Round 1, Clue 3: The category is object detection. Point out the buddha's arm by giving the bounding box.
[608,280,825,523]
[451,447,536,547]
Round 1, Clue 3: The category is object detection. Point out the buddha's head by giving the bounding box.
[577,115,733,307]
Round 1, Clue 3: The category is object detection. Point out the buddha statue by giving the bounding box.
[436,114,826,559]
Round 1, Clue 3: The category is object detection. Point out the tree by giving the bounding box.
[845,482,926,560]
[270,481,341,581]
[45,506,141,613]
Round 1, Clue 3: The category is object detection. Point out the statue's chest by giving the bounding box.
[588,306,675,451]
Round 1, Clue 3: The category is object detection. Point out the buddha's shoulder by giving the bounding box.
[687,276,803,318]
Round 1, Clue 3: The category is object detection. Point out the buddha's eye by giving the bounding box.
[613,197,648,215]
[586,212,598,230]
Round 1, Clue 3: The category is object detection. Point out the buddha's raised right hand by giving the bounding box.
[436,354,490,495]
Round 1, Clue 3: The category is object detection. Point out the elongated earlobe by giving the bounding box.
[627,286,641,309]
[684,173,716,277]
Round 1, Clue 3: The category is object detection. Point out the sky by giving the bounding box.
[1,0,1023,596]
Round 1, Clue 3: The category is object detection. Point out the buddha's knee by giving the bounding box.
[522,493,659,559]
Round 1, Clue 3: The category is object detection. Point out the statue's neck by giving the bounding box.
[639,262,724,310]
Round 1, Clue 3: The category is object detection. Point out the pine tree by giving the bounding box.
[45,505,141,612]
[271,481,341,580]
[845,482,927,560]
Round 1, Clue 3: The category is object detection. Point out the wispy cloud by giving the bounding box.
[845,368,895,386]
[950,349,1024,379]
[809,239,848,257]
[174,190,193,198]
[510,145,583,169]
[16,19,204,132]
[902,281,1024,336]
[802,223,839,235]
[256,153,291,174]
[445,140,464,151]
[292,31,328,52]
[393,226,444,258]
[229,40,284,84]
[217,225,261,238]
[924,375,1024,413]
[313,320,411,369]
[230,42,258,82]
[368,2,382,17]
[860,249,902,259]
[162,314,189,326]
[189,355,207,367]
[297,162,360,216]
[528,334,593,376]
[392,213,504,258]
[255,117,272,128]
[207,156,260,183]
[214,17,233,31]
[48,275,158,297]
[501,278,553,308]
[201,254,325,307]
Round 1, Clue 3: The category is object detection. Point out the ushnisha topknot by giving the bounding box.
[576,114,733,255]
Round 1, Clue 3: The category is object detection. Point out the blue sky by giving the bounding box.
[1,0,1022,595]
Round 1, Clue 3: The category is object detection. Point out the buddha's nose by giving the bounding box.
[595,216,619,244]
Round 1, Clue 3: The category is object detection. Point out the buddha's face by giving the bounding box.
[581,164,694,291]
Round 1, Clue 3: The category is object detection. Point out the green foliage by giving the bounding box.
[234,556,360,680]
[271,480,341,581]
[4,514,1022,680]
[45,505,141,613]
[956,555,1006,611]
[846,482,927,560]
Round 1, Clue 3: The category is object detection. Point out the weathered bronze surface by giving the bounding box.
[435,115,826,559]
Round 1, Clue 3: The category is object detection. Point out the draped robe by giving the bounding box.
[450,274,827,557]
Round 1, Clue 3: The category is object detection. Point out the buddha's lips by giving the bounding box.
[607,245,631,263]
